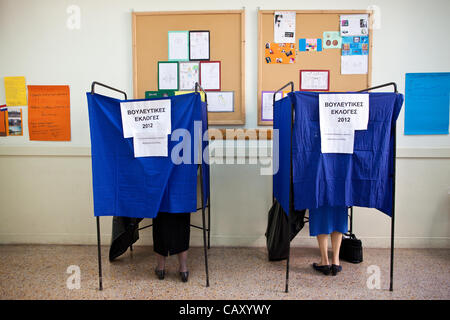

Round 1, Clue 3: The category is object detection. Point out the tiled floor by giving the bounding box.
[0,245,448,300]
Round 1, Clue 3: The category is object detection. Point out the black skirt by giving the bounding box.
[152,212,191,256]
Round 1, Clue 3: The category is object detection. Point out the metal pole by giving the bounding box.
[199,164,210,287]
[389,124,397,291]
[96,216,103,291]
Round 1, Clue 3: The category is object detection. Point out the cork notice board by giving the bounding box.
[258,10,373,126]
[133,10,246,125]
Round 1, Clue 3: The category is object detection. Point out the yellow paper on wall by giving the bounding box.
[4,76,27,106]
[175,90,206,102]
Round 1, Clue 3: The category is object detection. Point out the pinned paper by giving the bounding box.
[274,11,296,43]
[342,36,369,55]
[323,31,342,49]
[27,85,71,141]
[298,38,322,52]
[200,61,220,91]
[133,131,168,158]
[158,62,179,91]
[189,31,210,60]
[206,91,234,112]
[168,31,189,61]
[261,91,283,121]
[4,76,27,106]
[321,128,355,154]
[0,105,7,136]
[340,14,369,36]
[179,61,199,91]
[264,43,296,64]
[7,107,23,136]
[341,55,368,74]
[120,99,171,138]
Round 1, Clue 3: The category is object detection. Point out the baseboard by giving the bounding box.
[0,233,448,249]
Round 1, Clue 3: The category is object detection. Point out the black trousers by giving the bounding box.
[152,212,191,256]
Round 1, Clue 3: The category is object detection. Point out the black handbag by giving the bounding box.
[339,233,363,263]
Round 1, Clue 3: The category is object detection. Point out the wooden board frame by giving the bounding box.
[133,10,246,125]
[257,9,373,126]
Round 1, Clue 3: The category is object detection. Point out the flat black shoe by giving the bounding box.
[180,271,189,283]
[312,263,331,275]
[155,268,165,280]
[331,264,342,276]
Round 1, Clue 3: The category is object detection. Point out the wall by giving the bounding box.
[0,0,449,248]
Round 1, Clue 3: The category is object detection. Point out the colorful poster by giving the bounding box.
[264,43,296,64]
[299,38,323,52]
[405,73,450,135]
[342,36,369,55]
[274,11,296,43]
[0,105,8,136]
[4,76,27,106]
[27,85,71,141]
[323,31,342,49]
[179,61,199,91]
[7,107,23,136]
[340,14,369,36]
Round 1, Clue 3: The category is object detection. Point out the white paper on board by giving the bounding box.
[158,63,178,90]
[341,55,368,75]
[190,31,209,60]
[179,61,199,90]
[168,32,189,61]
[274,11,296,43]
[133,132,168,158]
[301,71,329,90]
[200,62,220,90]
[261,92,282,121]
[120,99,171,138]
[320,128,355,154]
[206,91,234,112]
[340,14,369,36]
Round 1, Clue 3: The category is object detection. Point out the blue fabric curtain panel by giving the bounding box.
[87,92,207,219]
[273,91,403,217]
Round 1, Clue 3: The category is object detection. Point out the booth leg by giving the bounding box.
[96,216,103,291]
[201,207,210,287]
[207,202,211,249]
[285,244,290,293]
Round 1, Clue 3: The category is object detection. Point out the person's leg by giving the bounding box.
[316,234,329,266]
[330,231,343,266]
[156,253,166,271]
[177,250,188,273]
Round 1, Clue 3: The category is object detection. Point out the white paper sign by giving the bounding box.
[341,55,368,75]
[319,94,369,130]
[120,99,171,138]
[274,11,296,43]
[261,91,283,121]
[168,31,189,61]
[200,62,220,90]
[340,14,369,36]
[321,128,355,154]
[206,91,234,112]
[179,61,199,91]
[133,133,168,158]
[158,62,178,90]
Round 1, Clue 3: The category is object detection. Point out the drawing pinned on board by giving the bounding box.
[158,61,179,91]
[341,55,368,74]
[298,38,323,52]
[265,43,296,64]
[206,91,234,112]
[168,31,189,61]
[179,61,200,91]
[342,36,369,55]
[200,61,221,91]
[300,70,329,91]
[0,105,7,136]
[189,30,210,61]
[340,14,369,36]
[261,91,283,121]
[323,31,342,49]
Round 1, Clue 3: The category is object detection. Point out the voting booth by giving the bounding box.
[272,82,403,292]
[87,82,211,290]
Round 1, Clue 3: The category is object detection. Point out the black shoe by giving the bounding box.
[312,263,331,275]
[180,271,189,283]
[331,264,342,276]
[155,268,165,280]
